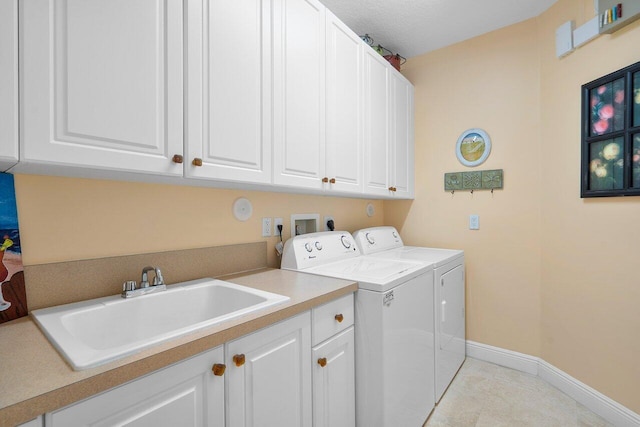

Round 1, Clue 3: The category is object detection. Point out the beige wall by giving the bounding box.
[387,0,640,413]
[13,174,384,268]
[538,0,640,413]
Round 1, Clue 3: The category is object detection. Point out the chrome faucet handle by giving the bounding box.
[153,268,164,286]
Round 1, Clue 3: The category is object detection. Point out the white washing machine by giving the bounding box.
[281,231,435,427]
[353,226,465,404]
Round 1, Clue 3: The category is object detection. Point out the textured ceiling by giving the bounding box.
[321,0,559,58]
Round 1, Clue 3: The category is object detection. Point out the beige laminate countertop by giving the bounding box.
[0,268,357,427]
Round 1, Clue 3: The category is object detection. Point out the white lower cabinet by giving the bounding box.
[311,293,355,427]
[16,416,43,427]
[312,327,355,427]
[39,299,353,427]
[226,311,312,427]
[46,346,225,427]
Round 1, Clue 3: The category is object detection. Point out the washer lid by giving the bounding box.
[305,256,431,292]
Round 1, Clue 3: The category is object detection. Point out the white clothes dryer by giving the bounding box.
[282,231,435,427]
[353,226,465,403]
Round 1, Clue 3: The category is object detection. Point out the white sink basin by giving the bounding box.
[31,278,290,370]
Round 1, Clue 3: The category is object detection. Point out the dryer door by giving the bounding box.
[436,264,466,401]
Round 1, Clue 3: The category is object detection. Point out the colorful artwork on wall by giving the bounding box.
[0,173,27,324]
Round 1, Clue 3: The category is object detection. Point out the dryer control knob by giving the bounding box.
[304,242,313,252]
[315,241,323,250]
[392,231,398,238]
[366,232,375,244]
[340,235,352,249]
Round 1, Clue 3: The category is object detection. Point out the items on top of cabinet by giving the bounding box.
[358,33,406,71]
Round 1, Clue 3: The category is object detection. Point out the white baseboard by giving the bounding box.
[466,340,640,427]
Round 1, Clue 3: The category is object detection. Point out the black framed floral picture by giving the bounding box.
[581,60,640,197]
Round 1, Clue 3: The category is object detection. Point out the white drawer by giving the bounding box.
[312,293,354,346]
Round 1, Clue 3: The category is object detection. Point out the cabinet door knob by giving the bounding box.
[329,178,336,184]
[388,186,394,191]
[233,354,245,367]
[334,313,344,323]
[212,363,226,376]
[192,158,203,167]
[322,177,329,183]
[317,357,327,368]
[172,154,184,164]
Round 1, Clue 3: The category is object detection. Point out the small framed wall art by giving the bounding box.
[456,128,492,167]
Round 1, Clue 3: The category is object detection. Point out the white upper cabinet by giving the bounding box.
[389,72,415,198]
[19,0,183,176]
[272,0,326,189]
[185,0,272,184]
[0,0,19,171]
[363,48,391,197]
[324,10,363,194]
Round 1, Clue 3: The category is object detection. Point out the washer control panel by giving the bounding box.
[281,231,359,270]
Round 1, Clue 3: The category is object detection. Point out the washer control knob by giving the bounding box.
[340,235,351,249]
[315,241,323,250]
[392,231,398,238]
[304,242,313,252]
[366,232,375,244]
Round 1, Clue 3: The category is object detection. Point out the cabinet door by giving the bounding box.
[46,346,225,427]
[226,312,312,427]
[362,48,390,197]
[312,326,355,427]
[0,0,19,171]
[389,73,415,198]
[325,11,363,194]
[20,0,183,176]
[272,0,326,189]
[185,0,271,184]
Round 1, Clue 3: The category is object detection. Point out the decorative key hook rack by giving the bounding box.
[444,169,503,195]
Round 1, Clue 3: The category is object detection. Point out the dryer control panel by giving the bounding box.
[353,226,403,254]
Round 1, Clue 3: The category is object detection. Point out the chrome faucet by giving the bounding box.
[121,266,167,298]
[140,266,164,288]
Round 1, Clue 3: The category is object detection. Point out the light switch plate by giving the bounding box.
[469,214,479,230]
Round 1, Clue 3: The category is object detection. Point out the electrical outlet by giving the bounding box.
[274,217,284,236]
[469,214,479,230]
[262,217,272,237]
[324,215,335,231]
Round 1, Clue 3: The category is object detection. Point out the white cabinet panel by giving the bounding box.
[390,73,415,198]
[312,326,355,427]
[226,312,312,427]
[273,0,326,189]
[0,0,19,171]
[363,49,390,196]
[20,0,183,176]
[325,11,362,194]
[46,346,225,427]
[185,0,271,183]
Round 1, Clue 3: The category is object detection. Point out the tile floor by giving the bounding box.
[425,358,614,427]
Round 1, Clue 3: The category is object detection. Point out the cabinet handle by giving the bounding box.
[192,158,203,167]
[212,363,226,376]
[322,177,329,183]
[334,313,344,323]
[172,154,184,164]
[233,354,245,367]
[388,186,397,192]
[317,357,327,368]
[329,178,336,184]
